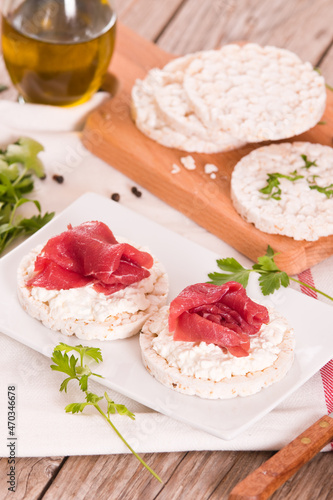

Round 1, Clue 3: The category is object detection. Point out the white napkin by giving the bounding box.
[0,89,332,456]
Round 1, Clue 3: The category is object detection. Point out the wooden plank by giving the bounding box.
[115,0,186,41]
[153,450,270,499]
[0,457,64,499]
[156,0,333,66]
[42,452,186,499]
[83,23,333,275]
[114,0,137,17]
[319,45,333,86]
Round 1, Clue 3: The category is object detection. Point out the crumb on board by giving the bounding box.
[171,163,181,174]
[180,156,196,170]
[204,163,218,175]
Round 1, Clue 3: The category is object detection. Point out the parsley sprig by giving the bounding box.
[208,245,333,302]
[300,154,318,169]
[259,154,323,201]
[51,343,162,483]
[309,183,333,198]
[259,170,304,200]
[0,137,54,255]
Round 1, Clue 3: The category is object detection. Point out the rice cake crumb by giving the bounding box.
[204,163,218,175]
[171,163,181,174]
[180,156,196,170]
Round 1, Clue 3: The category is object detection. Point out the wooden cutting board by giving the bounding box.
[82,23,333,275]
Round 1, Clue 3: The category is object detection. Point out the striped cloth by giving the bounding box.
[297,267,333,449]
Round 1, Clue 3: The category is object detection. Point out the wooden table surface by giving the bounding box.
[1,1,333,499]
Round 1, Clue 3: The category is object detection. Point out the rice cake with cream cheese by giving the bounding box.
[18,240,168,341]
[231,141,333,241]
[140,305,295,399]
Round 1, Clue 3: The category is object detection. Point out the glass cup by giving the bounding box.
[1,0,117,106]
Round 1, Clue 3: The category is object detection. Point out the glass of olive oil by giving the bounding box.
[1,0,116,106]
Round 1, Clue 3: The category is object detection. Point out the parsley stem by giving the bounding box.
[289,277,333,302]
[93,403,163,483]
[12,166,28,187]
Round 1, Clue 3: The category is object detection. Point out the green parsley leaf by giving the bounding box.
[301,154,318,169]
[19,212,55,235]
[54,343,103,364]
[5,137,45,178]
[208,245,333,303]
[257,255,279,272]
[207,257,251,287]
[259,171,303,200]
[0,137,53,255]
[50,343,162,482]
[50,350,78,379]
[65,402,90,414]
[309,183,333,198]
[258,271,290,295]
[85,392,104,405]
[259,173,281,199]
[105,392,135,420]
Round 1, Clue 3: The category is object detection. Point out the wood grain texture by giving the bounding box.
[153,450,266,499]
[115,0,186,41]
[319,44,333,85]
[41,452,185,499]
[228,415,333,500]
[156,0,333,72]
[0,457,64,499]
[83,23,333,275]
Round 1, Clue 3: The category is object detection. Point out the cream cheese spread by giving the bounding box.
[151,306,288,381]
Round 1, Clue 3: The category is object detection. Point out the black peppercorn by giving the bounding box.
[111,193,120,202]
[52,174,64,184]
[131,186,142,197]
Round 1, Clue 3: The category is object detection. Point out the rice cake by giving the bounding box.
[140,305,295,399]
[18,241,168,341]
[183,43,326,142]
[131,66,244,153]
[231,142,333,241]
[154,52,245,149]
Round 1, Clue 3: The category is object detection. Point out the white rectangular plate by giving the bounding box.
[1,192,333,440]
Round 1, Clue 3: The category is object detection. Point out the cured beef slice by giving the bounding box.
[26,221,153,294]
[169,282,269,357]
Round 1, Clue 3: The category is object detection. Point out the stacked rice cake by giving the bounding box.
[131,43,326,152]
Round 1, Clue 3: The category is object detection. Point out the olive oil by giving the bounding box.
[1,0,116,106]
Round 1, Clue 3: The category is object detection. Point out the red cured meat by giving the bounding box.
[27,259,93,290]
[169,282,269,358]
[26,221,154,294]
